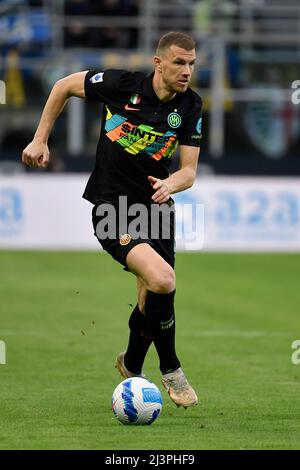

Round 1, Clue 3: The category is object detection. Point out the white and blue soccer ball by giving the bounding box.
[112,377,163,425]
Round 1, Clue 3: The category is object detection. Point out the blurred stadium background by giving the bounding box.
[0,0,300,250]
[1,0,300,451]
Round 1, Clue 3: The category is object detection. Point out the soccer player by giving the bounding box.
[22,31,202,408]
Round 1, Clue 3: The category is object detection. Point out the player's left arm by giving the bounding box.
[149,145,200,204]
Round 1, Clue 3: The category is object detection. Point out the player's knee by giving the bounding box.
[148,268,175,294]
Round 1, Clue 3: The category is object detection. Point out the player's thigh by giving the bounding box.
[127,243,175,294]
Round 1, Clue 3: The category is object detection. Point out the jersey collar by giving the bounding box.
[142,72,180,107]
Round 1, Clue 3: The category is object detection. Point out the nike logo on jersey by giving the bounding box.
[125,104,140,111]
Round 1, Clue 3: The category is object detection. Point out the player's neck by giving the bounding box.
[152,73,176,103]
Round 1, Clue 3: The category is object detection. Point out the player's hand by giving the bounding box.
[148,176,171,204]
[22,140,50,168]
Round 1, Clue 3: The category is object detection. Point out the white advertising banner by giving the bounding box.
[173,177,300,251]
[0,175,300,251]
[0,175,96,249]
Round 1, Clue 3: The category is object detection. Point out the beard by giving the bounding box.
[164,78,189,94]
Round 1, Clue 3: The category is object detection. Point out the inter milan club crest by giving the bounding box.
[130,94,141,105]
[168,112,182,128]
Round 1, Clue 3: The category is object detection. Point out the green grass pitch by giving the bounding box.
[0,251,299,450]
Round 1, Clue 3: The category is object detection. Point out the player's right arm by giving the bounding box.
[22,71,87,168]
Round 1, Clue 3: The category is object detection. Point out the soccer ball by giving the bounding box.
[112,377,163,425]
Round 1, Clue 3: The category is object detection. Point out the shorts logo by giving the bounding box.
[196,117,202,134]
[167,112,181,128]
[120,233,131,245]
[90,73,104,83]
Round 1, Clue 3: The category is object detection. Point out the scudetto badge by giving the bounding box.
[130,93,141,104]
[120,234,132,245]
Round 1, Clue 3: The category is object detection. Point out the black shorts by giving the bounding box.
[92,201,175,270]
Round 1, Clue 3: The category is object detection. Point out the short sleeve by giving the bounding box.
[178,93,203,147]
[84,69,128,103]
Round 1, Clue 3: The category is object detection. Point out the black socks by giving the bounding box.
[124,291,181,375]
[124,305,152,375]
[144,290,180,374]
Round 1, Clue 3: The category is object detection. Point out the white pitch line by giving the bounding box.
[189,330,293,338]
[0,329,294,339]
[0,330,41,336]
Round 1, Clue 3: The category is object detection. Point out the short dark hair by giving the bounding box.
[156,31,196,55]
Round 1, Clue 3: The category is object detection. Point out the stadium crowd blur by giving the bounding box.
[0,0,300,175]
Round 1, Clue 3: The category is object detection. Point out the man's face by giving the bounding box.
[156,45,196,93]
